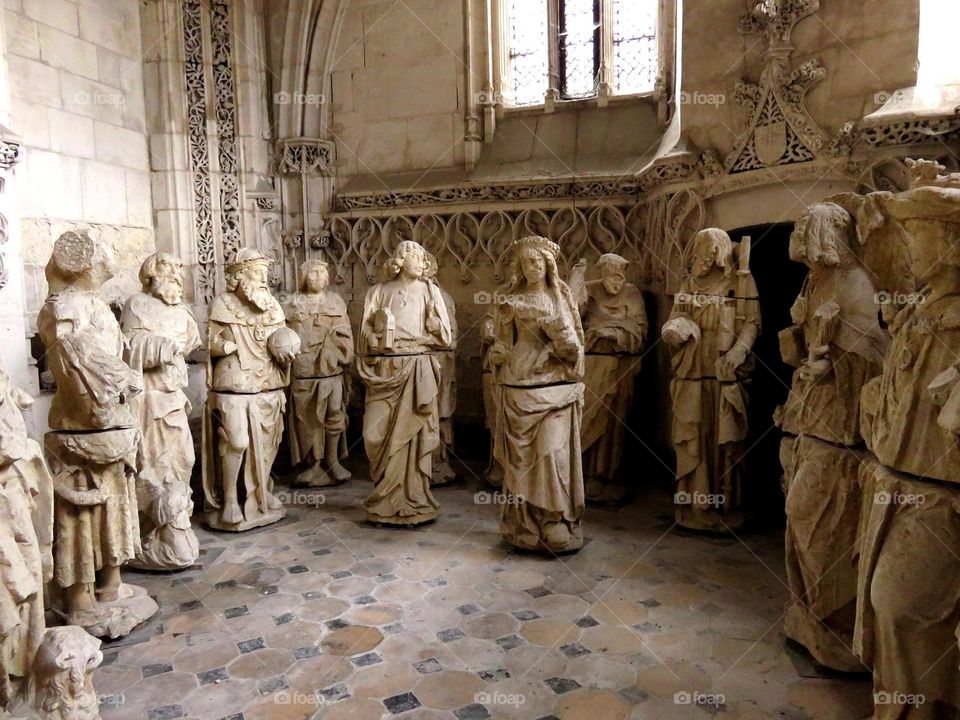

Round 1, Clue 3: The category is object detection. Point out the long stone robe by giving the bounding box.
[122,293,201,569]
[667,273,759,530]
[580,281,647,494]
[285,291,354,468]
[0,374,52,705]
[777,263,887,671]
[122,293,200,487]
[37,291,140,589]
[492,283,585,552]
[358,278,452,524]
[855,293,960,718]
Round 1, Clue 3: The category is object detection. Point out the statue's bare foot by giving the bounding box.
[327,461,352,483]
[222,502,243,524]
[265,493,283,511]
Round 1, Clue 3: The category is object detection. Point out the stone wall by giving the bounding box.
[4,0,155,331]
[329,0,468,178]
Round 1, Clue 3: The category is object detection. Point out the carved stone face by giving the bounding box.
[304,263,329,293]
[235,263,273,312]
[600,266,626,295]
[400,249,425,279]
[691,238,718,278]
[520,248,546,285]
[151,258,185,306]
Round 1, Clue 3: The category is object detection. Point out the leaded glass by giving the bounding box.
[613,0,657,94]
[560,0,599,99]
[508,0,549,106]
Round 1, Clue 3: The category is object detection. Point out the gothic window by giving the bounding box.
[506,0,659,106]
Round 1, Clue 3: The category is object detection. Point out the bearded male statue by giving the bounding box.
[202,249,299,531]
[121,252,201,569]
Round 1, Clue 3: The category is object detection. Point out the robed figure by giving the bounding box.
[358,241,452,526]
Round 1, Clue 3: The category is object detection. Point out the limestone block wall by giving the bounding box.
[4,0,155,334]
[329,0,468,178]
[679,0,920,159]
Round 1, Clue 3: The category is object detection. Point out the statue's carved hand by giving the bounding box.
[271,347,298,365]
[488,342,509,366]
[716,345,748,380]
[662,317,699,346]
[426,316,442,334]
[222,341,238,356]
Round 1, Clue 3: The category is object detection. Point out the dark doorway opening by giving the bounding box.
[730,223,807,531]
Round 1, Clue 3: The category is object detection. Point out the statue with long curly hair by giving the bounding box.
[358,241,453,525]
[489,236,586,553]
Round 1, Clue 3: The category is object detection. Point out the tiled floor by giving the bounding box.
[95,468,873,720]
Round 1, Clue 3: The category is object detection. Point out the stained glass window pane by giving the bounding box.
[613,0,657,95]
[560,0,598,98]
[508,0,549,106]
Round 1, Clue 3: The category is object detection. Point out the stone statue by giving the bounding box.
[0,370,52,708]
[489,236,585,553]
[0,371,103,719]
[121,252,201,570]
[283,258,354,487]
[425,254,458,485]
[37,231,157,639]
[202,248,300,531]
[358,241,453,526]
[854,161,960,718]
[775,202,887,671]
[570,254,647,503]
[662,228,760,532]
[9,627,102,720]
[480,312,503,487]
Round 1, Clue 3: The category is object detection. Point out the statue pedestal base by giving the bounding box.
[66,583,158,640]
[206,506,286,533]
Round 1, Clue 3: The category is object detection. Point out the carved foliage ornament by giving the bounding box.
[738,0,819,45]
[277,139,335,177]
[333,154,698,212]
[212,1,241,261]
[726,0,828,173]
[181,0,242,304]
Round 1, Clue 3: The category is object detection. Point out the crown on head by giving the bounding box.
[226,248,272,274]
[512,235,560,260]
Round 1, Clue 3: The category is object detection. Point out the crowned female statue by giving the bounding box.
[489,236,586,553]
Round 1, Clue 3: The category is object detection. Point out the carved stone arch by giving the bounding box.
[272,0,344,139]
